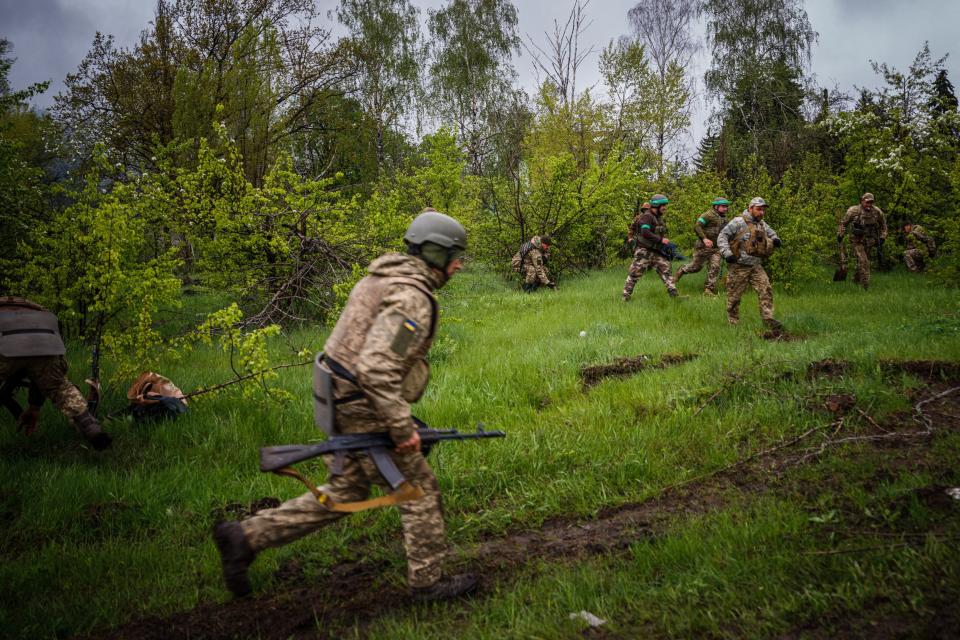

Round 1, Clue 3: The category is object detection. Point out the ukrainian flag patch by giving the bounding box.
[391,318,418,355]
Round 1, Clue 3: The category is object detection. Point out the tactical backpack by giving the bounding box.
[731,220,773,259]
[127,371,188,422]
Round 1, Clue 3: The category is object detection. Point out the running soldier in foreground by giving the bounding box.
[0,297,111,449]
[837,192,887,289]
[671,197,730,295]
[718,198,783,331]
[213,209,478,602]
[902,222,936,273]
[622,195,678,300]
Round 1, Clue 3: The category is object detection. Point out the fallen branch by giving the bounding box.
[182,360,313,399]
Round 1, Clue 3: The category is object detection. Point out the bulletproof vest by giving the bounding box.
[852,206,881,234]
[731,218,773,258]
[636,212,667,250]
[0,301,66,358]
[323,274,438,389]
[701,210,727,242]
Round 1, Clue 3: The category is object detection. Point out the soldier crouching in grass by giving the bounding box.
[0,296,111,449]
[902,221,936,273]
[718,197,784,332]
[213,208,479,602]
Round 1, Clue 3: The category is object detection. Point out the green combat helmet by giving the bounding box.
[404,207,468,269]
[650,194,669,206]
[711,197,731,206]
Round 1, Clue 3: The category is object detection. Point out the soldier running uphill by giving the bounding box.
[902,222,936,273]
[671,197,730,295]
[717,198,783,331]
[838,192,887,289]
[213,209,479,603]
[622,194,678,300]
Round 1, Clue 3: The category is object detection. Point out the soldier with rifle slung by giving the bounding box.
[622,194,679,300]
[837,192,887,290]
[0,297,111,449]
[213,209,480,602]
[671,197,730,295]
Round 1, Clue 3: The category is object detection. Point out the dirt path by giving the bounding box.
[88,362,960,640]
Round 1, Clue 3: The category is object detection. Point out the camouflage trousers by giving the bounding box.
[851,241,875,288]
[0,354,88,418]
[240,449,447,588]
[523,264,549,286]
[672,246,722,293]
[903,249,926,273]
[726,264,774,325]
[622,248,675,300]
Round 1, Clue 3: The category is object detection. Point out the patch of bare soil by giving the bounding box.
[87,365,960,640]
[762,329,803,342]
[581,353,697,388]
[881,359,960,382]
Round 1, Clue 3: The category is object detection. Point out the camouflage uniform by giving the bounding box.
[718,212,780,325]
[903,225,936,272]
[0,297,89,420]
[520,236,551,289]
[239,253,448,588]
[622,210,677,300]
[838,200,887,288]
[672,208,727,294]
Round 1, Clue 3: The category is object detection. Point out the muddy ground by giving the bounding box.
[87,361,960,640]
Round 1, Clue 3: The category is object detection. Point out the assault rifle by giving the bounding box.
[260,421,505,472]
[876,229,888,271]
[260,420,505,512]
[659,241,687,261]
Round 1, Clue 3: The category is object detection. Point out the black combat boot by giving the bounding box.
[213,521,256,597]
[411,573,479,602]
[73,411,112,450]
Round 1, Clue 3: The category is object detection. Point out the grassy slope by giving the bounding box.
[1,262,959,638]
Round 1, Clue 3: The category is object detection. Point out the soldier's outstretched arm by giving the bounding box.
[354,288,434,445]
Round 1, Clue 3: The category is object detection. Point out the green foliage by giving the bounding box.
[14,146,182,385]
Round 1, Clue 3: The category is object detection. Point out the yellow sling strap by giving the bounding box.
[273,467,425,513]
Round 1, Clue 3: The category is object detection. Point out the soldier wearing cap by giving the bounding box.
[717,197,783,330]
[622,194,679,300]
[902,221,936,272]
[0,296,111,449]
[213,208,479,603]
[837,192,887,289]
[671,197,731,295]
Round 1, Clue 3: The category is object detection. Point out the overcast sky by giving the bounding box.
[2,0,958,157]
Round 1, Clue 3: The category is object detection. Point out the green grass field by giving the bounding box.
[2,261,959,639]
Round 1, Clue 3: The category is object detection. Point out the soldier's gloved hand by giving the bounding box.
[396,430,422,454]
[725,254,737,264]
[546,281,556,289]
[773,238,782,248]
[16,405,41,436]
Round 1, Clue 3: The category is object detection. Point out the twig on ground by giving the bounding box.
[182,360,312,399]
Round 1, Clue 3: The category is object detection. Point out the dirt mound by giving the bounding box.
[881,360,960,382]
[581,353,697,388]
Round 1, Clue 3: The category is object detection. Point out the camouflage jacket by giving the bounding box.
[521,236,551,285]
[694,209,727,245]
[323,253,444,444]
[718,211,780,266]
[838,204,887,243]
[905,225,936,255]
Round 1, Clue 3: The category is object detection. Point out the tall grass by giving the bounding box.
[1,262,958,637]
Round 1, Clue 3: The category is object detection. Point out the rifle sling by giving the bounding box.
[272,466,425,513]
